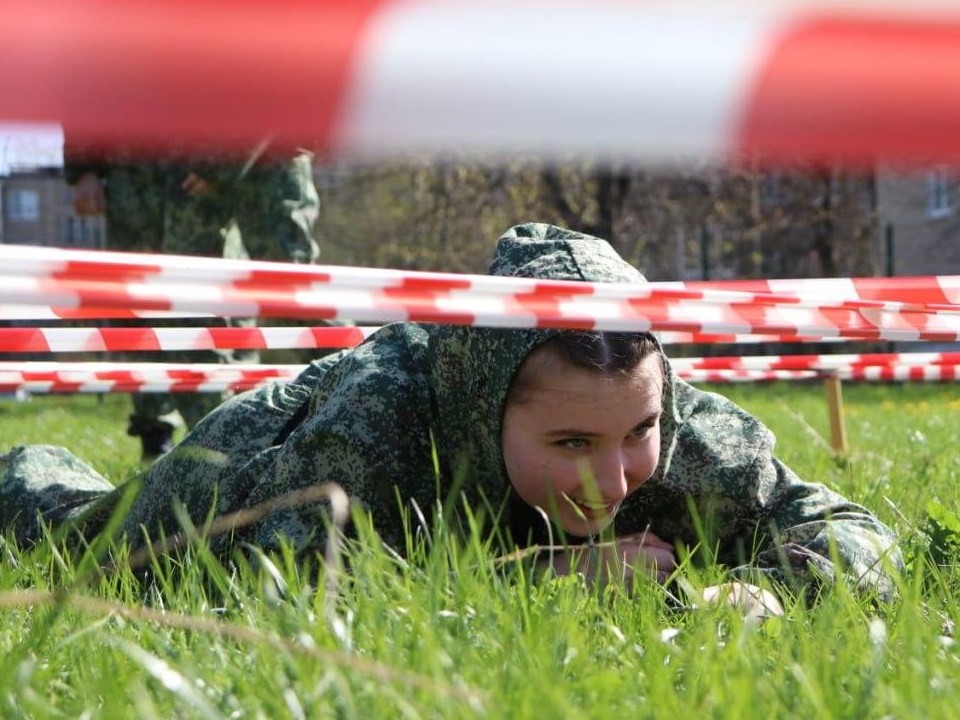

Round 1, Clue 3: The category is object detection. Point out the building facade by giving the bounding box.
[0,169,105,249]
[877,169,960,277]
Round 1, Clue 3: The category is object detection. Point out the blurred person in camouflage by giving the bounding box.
[68,146,320,461]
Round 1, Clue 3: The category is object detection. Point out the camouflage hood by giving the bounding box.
[426,223,681,527]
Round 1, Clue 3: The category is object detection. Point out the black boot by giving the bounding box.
[140,427,174,464]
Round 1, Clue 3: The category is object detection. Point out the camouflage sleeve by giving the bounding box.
[235,326,437,555]
[728,445,903,603]
[647,382,902,604]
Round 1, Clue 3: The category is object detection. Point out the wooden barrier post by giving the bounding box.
[824,373,849,455]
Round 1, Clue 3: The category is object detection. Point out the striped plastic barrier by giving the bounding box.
[4,244,958,310]
[1,245,959,341]
[3,1,960,167]
[0,325,924,354]
[0,363,304,396]
[679,366,960,384]
[0,326,379,354]
[2,356,956,396]
[668,351,960,372]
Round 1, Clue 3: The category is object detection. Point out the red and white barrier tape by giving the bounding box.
[0,326,379,354]
[3,359,957,395]
[3,1,960,167]
[658,332,849,346]
[0,325,934,354]
[4,244,959,310]
[1,245,959,341]
[679,366,960,383]
[675,275,960,307]
[0,325,876,354]
[0,362,304,378]
[669,351,960,372]
[0,363,304,396]
[0,306,210,322]
[5,277,959,341]
[0,379,280,396]
[5,355,955,378]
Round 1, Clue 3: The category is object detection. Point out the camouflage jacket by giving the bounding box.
[0,224,901,599]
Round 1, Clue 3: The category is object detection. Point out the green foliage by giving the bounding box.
[317,162,880,280]
[1,383,959,718]
[924,500,960,567]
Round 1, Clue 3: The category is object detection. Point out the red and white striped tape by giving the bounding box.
[673,275,960,307]
[2,245,960,341]
[668,351,960,373]
[3,358,957,396]
[0,325,877,354]
[5,276,959,340]
[0,362,304,396]
[3,1,960,166]
[658,332,849,346]
[0,306,210,322]
[6,353,954,377]
[0,379,277,395]
[0,326,378,354]
[679,366,960,383]
[0,325,934,354]
[4,244,958,309]
[678,369,824,384]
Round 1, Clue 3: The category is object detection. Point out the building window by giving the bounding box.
[927,169,951,217]
[8,188,40,221]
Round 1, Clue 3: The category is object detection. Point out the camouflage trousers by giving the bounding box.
[0,358,328,548]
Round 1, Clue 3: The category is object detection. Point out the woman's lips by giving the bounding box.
[569,497,619,518]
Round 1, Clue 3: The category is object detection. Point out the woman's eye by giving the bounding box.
[628,422,655,439]
[556,438,588,450]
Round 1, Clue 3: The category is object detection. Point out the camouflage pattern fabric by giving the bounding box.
[0,446,115,546]
[65,149,321,433]
[0,224,901,601]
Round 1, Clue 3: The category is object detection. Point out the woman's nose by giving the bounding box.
[590,451,629,502]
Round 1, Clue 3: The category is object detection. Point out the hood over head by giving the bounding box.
[427,223,681,539]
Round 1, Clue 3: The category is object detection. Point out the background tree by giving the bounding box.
[310,159,881,280]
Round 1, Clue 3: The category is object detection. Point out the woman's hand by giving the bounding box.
[613,530,677,584]
[700,582,784,619]
[546,530,677,587]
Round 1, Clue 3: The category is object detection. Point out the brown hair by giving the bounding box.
[507,331,661,404]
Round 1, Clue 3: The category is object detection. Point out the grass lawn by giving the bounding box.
[1,382,959,719]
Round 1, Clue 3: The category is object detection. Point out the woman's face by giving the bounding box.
[501,351,664,537]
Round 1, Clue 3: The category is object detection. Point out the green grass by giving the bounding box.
[1,383,959,719]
